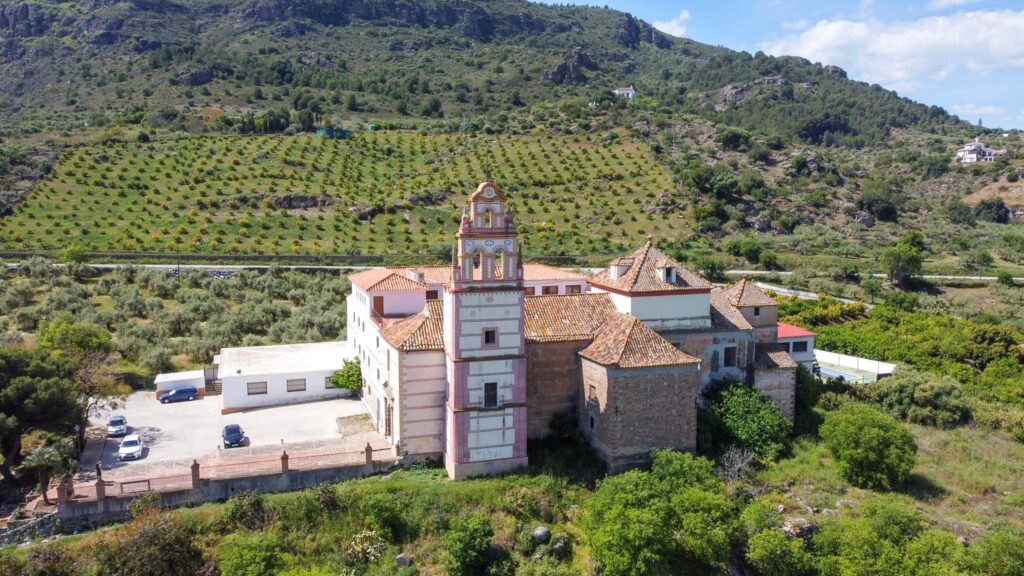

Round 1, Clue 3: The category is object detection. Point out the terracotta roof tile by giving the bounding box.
[725,279,776,307]
[590,242,713,294]
[710,288,753,331]
[754,347,798,369]
[523,293,618,342]
[580,314,701,368]
[380,300,444,351]
[523,263,588,282]
[350,268,429,292]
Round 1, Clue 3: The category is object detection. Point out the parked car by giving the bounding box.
[106,415,128,436]
[118,434,145,461]
[160,386,199,404]
[222,424,246,448]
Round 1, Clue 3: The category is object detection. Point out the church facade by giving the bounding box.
[346,183,800,478]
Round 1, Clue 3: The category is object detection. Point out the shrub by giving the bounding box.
[583,450,735,575]
[820,403,917,490]
[515,557,581,576]
[223,491,273,530]
[217,533,284,576]
[974,197,1010,224]
[93,511,203,576]
[745,529,813,576]
[345,530,387,563]
[442,514,494,576]
[330,359,362,393]
[739,499,783,538]
[964,526,1024,576]
[128,493,161,519]
[26,545,76,576]
[701,383,792,461]
[902,530,968,575]
[0,549,27,576]
[794,364,823,435]
[363,492,406,541]
[861,369,971,428]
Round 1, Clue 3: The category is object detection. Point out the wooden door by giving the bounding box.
[373,296,384,316]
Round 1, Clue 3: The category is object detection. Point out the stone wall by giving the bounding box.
[525,340,586,438]
[754,367,796,422]
[580,359,700,472]
[738,305,778,342]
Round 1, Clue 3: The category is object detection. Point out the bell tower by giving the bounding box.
[442,182,528,479]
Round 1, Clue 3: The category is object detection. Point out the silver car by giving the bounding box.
[106,415,128,437]
[118,434,145,461]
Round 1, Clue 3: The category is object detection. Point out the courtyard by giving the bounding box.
[87,392,375,480]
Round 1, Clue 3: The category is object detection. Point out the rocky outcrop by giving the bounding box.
[824,65,847,78]
[615,13,672,49]
[177,68,214,87]
[0,3,61,38]
[546,47,596,84]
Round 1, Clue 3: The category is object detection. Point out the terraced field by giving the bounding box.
[0,131,681,261]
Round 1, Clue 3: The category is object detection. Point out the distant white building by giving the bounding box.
[613,85,636,100]
[214,341,355,414]
[956,138,1003,163]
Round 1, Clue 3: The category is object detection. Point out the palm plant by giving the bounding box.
[19,439,75,505]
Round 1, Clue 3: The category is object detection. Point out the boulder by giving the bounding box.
[395,553,412,567]
[855,211,875,228]
[532,525,551,545]
[178,68,213,87]
[550,533,570,559]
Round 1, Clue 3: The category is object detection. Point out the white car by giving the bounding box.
[106,415,128,437]
[118,434,145,461]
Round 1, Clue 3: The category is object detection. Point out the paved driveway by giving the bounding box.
[90,392,370,479]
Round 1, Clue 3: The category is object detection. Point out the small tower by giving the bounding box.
[442,182,528,479]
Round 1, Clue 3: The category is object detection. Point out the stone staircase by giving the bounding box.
[206,379,222,395]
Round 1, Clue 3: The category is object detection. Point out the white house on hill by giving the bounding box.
[956,138,1003,163]
[613,85,636,100]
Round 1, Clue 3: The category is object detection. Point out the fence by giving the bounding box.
[814,350,896,382]
[58,444,391,504]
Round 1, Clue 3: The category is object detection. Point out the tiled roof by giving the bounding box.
[390,266,452,286]
[710,288,753,331]
[523,263,588,282]
[725,278,776,307]
[777,322,816,339]
[580,314,700,368]
[380,300,444,351]
[754,347,798,370]
[349,268,429,292]
[523,293,618,342]
[590,242,713,294]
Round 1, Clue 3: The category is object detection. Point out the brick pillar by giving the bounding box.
[56,475,71,504]
[281,451,289,473]
[95,478,105,500]
[365,443,373,465]
[190,460,200,489]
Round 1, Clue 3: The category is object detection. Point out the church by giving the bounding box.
[346,182,801,479]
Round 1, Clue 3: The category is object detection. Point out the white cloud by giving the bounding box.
[653,10,690,38]
[781,19,810,31]
[927,0,982,10]
[762,10,1024,92]
[951,104,1007,116]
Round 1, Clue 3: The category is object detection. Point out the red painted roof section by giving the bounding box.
[777,322,816,339]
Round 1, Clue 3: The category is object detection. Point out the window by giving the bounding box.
[566,284,581,294]
[542,285,558,295]
[792,341,808,353]
[723,346,738,368]
[426,290,439,300]
[483,382,498,408]
[286,378,306,392]
[247,382,267,395]
[325,376,335,389]
[524,287,535,296]
[484,329,497,345]
[753,307,761,317]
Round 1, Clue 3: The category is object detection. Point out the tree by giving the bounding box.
[18,439,75,505]
[861,277,883,303]
[700,383,792,462]
[37,316,127,416]
[59,244,88,264]
[94,511,204,576]
[945,198,975,226]
[442,514,494,576]
[0,348,82,485]
[745,529,814,576]
[820,403,917,490]
[974,197,1010,224]
[330,359,362,393]
[880,243,922,288]
[861,369,970,428]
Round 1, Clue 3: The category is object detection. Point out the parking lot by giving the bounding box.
[90,391,372,479]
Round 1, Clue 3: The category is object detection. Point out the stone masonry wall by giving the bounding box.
[526,340,586,438]
[581,359,700,472]
[754,367,796,421]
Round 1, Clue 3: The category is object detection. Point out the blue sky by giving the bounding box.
[537,1,1024,129]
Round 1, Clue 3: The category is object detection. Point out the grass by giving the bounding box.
[0,131,680,262]
[758,425,1024,538]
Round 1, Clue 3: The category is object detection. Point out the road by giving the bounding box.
[5,263,1023,284]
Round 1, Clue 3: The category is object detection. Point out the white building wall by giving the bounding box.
[397,350,446,456]
[602,291,712,329]
[468,408,517,462]
[455,291,522,358]
[222,368,348,411]
[525,279,589,296]
[779,336,816,371]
